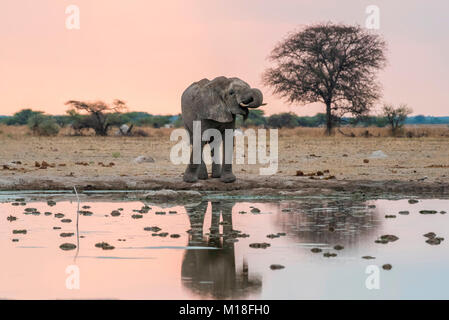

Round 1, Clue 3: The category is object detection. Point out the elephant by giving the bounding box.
[181,76,264,183]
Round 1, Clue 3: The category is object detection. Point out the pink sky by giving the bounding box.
[1,0,448,116]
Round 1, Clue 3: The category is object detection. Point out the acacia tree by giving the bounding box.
[65,99,127,136]
[382,103,413,135]
[263,23,387,135]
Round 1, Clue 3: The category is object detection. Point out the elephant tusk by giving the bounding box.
[239,102,250,107]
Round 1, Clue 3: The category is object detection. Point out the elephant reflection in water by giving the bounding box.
[181,201,261,299]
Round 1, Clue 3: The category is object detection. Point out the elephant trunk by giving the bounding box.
[239,88,264,109]
[248,88,263,108]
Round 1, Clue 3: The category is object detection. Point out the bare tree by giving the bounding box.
[382,103,413,135]
[263,23,387,135]
[65,99,127,136]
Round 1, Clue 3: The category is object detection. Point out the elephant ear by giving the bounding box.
[199,76,233,123]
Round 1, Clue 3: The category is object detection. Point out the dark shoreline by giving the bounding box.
[1,174,448,196]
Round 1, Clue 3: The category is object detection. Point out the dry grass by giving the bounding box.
[279,125,449,138]
[2,124,449,139]
[1,124,448,186]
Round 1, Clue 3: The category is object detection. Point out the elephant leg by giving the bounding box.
[198,161,208,180]
[183,142,201,183]
[208,202,221,247]
[211,142,221,178]
[185,202,208,245]
[220,131,236,183]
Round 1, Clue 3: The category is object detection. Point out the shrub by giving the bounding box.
[27,114,60,136]
[267,113,299,128]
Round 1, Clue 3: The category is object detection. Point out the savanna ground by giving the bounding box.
[1,125,448,194]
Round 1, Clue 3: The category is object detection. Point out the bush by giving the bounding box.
[27,114,60,136]
[6,109,44,125]
[267,113,299,128]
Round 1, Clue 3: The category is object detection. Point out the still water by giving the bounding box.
[0,193,448,299]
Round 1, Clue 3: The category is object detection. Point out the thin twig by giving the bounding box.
[73,186,80,262]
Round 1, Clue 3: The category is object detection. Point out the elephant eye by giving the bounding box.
[229,90,235,96]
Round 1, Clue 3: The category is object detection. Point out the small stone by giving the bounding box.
[323,252,337,258]
[380,234,399,242]
[47,200,57,207]
[144,226,161,232]
[60,243,76,251]
[95,242,115,250]
[61,219,72,223]
[362,256,376,260]
[398,211,410,215]
[54,213,64,218]
[267,234,280,239]
[426,238,441,245]
[363,159,369,163]
[277,232,286,236]
[270,264,285,270]
[250,207,261,214]
[60,233,75,238]
[385,215,396,219]
[133,155,155,164]
[132,214,143,219]
[382,264,392,270]
[441,211,447,214]
[333,245,344,250]
[7,215,17,222]
[419,210,437,215]
[111,210,121,217]
[236,233,250,238]
[249,242,271,249]
[408,199,419,204]
[170,234,181,238]
[311,248,322,253]
[13,229,27,234]
[423,232,436,239]
[53,226,61,230]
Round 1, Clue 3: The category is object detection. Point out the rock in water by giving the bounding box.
[60,243,76,251]
[419,210,437,215]
[382,264,392,270]
[270,264,285,270]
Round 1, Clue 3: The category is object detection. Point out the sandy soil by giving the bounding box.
[1,128,448,194]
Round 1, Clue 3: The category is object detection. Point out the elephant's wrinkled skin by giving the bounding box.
[181,76,264,183]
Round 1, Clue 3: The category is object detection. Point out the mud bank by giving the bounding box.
[1,174,448,195]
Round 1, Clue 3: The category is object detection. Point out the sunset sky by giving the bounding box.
[1,0,448,116]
